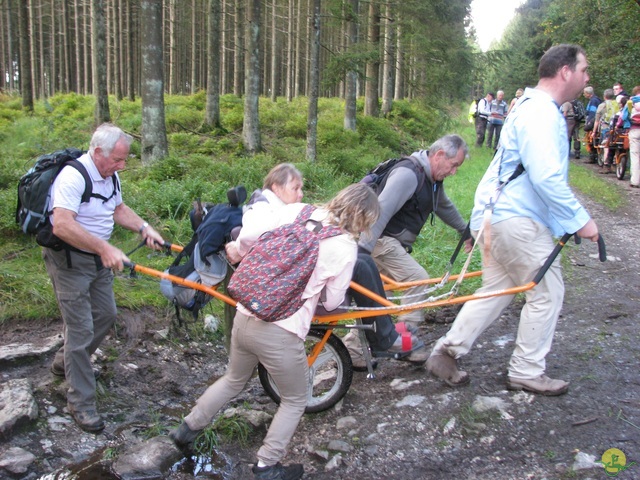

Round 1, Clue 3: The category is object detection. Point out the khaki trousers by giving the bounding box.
[371,236,430,326]
[185,312,308,465]
[431,217,564,379]
[44,248,117,411]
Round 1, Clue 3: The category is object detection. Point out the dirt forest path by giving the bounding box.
[1,160,639,480]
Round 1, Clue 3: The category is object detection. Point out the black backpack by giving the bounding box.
[16,148,119,249]
[360,156,425,195]
[572,100,586,123]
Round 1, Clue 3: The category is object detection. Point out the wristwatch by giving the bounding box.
[138,221,149,234]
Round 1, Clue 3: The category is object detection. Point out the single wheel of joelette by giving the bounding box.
[258,329,353,413]
[616,153,627,180]
[597,148,605,167]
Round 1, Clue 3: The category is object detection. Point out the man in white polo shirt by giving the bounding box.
[44,123,164,432]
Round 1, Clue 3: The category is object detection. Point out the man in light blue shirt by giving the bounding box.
[427,44,599,396]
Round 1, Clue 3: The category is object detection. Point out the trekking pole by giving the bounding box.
[531,233,606,285]
[445,223,472,274]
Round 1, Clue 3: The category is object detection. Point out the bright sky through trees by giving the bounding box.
[471,0,526,51]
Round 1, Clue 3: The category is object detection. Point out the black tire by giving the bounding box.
[597,148,604,167]
[258,329,353,414]
[616,153,628,180]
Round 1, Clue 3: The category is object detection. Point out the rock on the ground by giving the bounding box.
[112,436,182,479]
[223,406,272,428]
[0,378,38,438]
[336,415,357,429]
[325,454,342,471]
[0,334,63,361]
[0,446,37,474]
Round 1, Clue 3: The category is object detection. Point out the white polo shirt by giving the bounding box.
[50,153,122,241]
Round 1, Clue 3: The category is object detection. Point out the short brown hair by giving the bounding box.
[538,44,586,79]
[263,163,303,190]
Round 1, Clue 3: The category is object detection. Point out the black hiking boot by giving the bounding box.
[252,462,304,480]
[169,421,202,456]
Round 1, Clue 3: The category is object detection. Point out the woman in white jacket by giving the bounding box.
[170,183,380,480]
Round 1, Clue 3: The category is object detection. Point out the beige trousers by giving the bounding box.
[185,312,308,465]
[431,217,564,380]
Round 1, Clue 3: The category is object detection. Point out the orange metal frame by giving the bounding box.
[126,235,570,367]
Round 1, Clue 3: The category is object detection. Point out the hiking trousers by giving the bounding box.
[431,217,564,380]
[44,248,117,411]
[371,236,430,326]
[185,312,308,466]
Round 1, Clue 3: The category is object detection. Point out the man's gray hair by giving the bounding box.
[89,123,133,157]
[430,134,469,160]
[584,86,594,95]
[603,88,615,100]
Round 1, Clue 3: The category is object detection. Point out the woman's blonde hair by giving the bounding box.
[325,183,380,238]
[263,163,302,190]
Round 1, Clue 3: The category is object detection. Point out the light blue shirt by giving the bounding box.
[470,87,591,237]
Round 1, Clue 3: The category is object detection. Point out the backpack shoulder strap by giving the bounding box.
[64,159,93,204]
[403,155,427,192]
[296,204,342,238]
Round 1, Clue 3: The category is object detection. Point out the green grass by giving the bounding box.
[0,94,620,323]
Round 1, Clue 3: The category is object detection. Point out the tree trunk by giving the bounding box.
[29,0,38,99]
[205,0,221,127]
[92,0,110,124]
[242,0,261,153]
[381,1,394,116]
[269,0,278,102]
[306,0,320,162]
[393,17,403,100]
[61,0,71,92]
[220,0,228,94]
[127,0,135,101]
[0,4,6,92]
[73,0,82,96]
[293,0,303,97]
[191,0,197,94]
[286,0,293,101]
[114,0,123,100]
[233,0,244,96]
[343,0,358,131]
[18,0,33,110]
[106,0,111,93]
[168,0,176,94]
[364,0,380,117]
[140,0,168,164]
[84,0,91,94]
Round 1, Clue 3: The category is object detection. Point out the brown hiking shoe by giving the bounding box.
[506,375,569,396]
[426,353,470,386]
[68,406,105,433]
